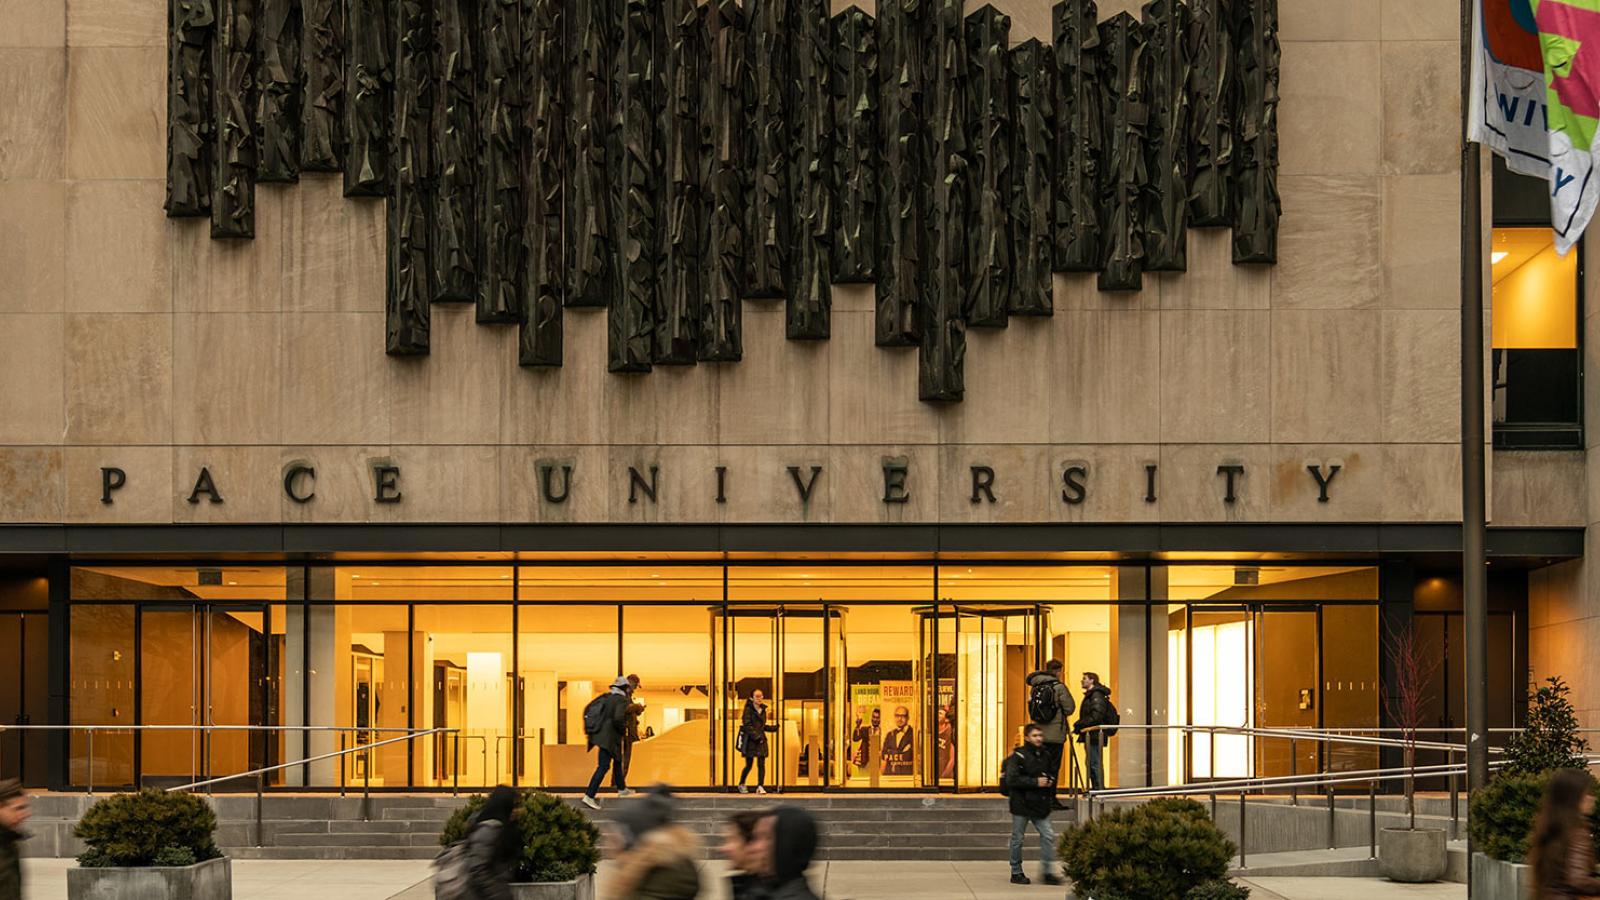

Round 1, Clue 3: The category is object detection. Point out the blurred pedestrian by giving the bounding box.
[1528,768,1600,900]
[1001,725,1063,886]
[755,807,819,900]
[0,780,29,900]
[718,810,766,900]
[603,786,700,900]
[435,785,521,900]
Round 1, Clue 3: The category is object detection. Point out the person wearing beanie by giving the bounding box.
[583,677,636,809]
[602,786,701,900]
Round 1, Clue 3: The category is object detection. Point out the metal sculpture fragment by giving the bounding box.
[876,0,928,347]
[1141,0,1189,271]
[964,4,1013,329]
[1096,13,1145,292]
[479,0,524,323]
[258,0,301,183]
[656,0,705,364]
[611,0,663,373]
[743,0,792,300]
[699,0,747,362]
[299,0,342,171]
[166,0,214,217]
[211,0,258,238]
[1009,38,1054,317]
[433,0,478,301]
[1052,0,1101,272]
[387,0,433,355]
[919,0,967,402]
[567,0,620,309]
[1231,0,1280,264]
[832,7,878,283]
[789,0,834,341]
[521,0,564,367]
[1187,0,1234,226]
[343,0,390,196]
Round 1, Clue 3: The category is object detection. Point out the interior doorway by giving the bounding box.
[0,612,48,786]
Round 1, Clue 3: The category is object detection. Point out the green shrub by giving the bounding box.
[1059,800,1236,900]
[1186,879,1251,900]
[74,790,219,868]
[1469,770,1600,862]
[440,791,600,883]
[1505,677,1590,776]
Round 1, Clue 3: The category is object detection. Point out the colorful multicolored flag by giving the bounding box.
[1470,0,1600,253]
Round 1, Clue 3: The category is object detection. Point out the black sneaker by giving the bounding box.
[1042,873,1065,886]
[1010,873,1030,885]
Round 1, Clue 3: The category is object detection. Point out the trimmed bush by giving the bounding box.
[1186,879,1251,900]
[74,790,220,868]
[1059,800,1237,900]
[441,791,601,883]
[1469,770,1600,863]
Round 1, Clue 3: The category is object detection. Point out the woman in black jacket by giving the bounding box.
[737,690,779,794]
[462,786,522,900]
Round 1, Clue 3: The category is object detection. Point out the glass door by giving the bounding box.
[1181,605,1253,781]
[924,605,1039,791]
[139,605,202,785]
[1253,605,1319,781]
[0,613,47,786]
[205,605,272,785]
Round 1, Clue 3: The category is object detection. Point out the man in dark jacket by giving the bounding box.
[0,779,29,900]
[752,807,821,900]
[583,677,634,809]
[1002,725,1064,886]
[1073,672,1115,791]
[1024,659,1075,808]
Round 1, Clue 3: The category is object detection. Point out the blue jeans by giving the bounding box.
[1084,733,1105,791]
[585,747,625,798]
[1008,814,1058,876]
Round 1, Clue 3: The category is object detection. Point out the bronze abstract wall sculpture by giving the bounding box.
[163,0,1280,403]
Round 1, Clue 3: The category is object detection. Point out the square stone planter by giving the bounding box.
[1377,827,1448,882]
[510,875,595,900]
[1471,851,1531,900]
[66,856,231,900]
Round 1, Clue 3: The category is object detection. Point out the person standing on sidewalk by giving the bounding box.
[583,677,636,809]
[737,690,779,794]
[1001,725,1064,887]
[0,780,30,900]
[1024,659,1075,808]
[1073,672,1116,792]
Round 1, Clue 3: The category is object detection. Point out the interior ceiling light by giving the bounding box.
[1491,251,1509,263]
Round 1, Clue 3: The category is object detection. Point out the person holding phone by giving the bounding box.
[1001,724,1064,886]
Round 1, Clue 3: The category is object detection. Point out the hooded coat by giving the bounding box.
[1001,741,1055,820]
[763,807,821,900]
[1074,684,1115,744]
[605,790,701,900]
[460,787,521,900]
[1024,671,1075,744]
[738,699,778,760]
[589,685,632,756]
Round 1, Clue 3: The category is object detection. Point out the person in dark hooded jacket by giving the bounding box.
[1023,659,1075,809]
[1073,672,1115,791]
[457,786,521,900]
[1001,726,1064,886]
[755,807,820,900]
[603,786,700,900]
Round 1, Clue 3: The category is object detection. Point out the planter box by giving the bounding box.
[1378,828,1448,883]
[1471,851,1532,900]
[66,856,231,900]
[510,875,595,900]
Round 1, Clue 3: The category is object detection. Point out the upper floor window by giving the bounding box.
[1491,159,1583,448]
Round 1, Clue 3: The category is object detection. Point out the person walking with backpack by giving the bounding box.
[1024,659,1074,809]
[1001,725,1064,887]
[583,677,636,809]
[434,785,521,900]
[736,689,779,794]
[1073,672,1117,792]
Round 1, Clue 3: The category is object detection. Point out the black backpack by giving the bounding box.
[1099,696,1120,739]
[582,694,609,737]
[1027,680,1059,725]
[999,752,1018,797]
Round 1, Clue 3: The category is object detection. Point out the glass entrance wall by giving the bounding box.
[63,560,1383,792]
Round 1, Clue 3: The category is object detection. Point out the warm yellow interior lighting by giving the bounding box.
[1491,227,1579,349]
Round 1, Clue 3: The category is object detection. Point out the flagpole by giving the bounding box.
[1459,0,1490,801]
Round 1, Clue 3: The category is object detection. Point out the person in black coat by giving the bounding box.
[459,786,522,900]
[1001,725,1064,886]
[754,807,820,900]
[737,690,779,794]
[584,677,635,809]
[1073,672,1115,791]
[0,780,29,900]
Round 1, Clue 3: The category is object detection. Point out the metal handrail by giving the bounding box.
[1089,761,1474,799]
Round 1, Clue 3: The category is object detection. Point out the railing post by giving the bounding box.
[453,734,460,797]
[1327,785,1336,849]
[1368,779,1377,860]
[1238,791,1248,868]
[1449,748,1460,840]
[339,732,346,798]
[1290,738,1298,806]
[1210,792,1217,823]
[256,772,265,848]
[87,729,95,796]
[538,728,546,789]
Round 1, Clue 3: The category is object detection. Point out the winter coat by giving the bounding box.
[462,820,517,900]
[1074,684,1114,745]
[603,824,702,900]
[1538,826,1600,899]
[763,808,820,900]
[589,690,632,756]
[1024,671,1076,744]
[1001,742,1056,820]
[728,872,762,900]
[0,825,20,900]
[738,699,778,760]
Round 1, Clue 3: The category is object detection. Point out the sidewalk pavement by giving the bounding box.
[22,858,1468,900]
